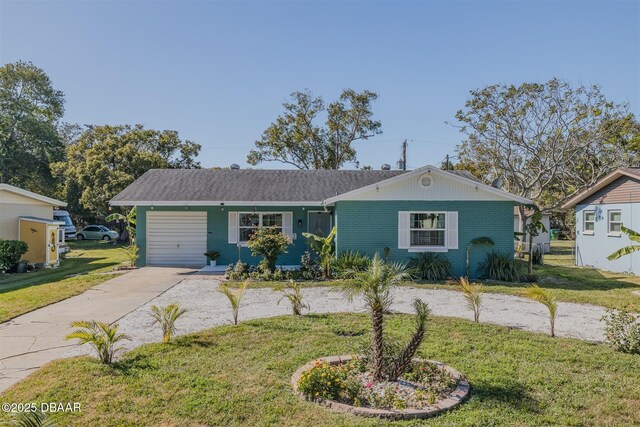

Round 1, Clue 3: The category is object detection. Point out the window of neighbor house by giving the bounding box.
[583,211,595,234]
[410,213,446,247]
[608,210,622,235]
[238,212,283,242]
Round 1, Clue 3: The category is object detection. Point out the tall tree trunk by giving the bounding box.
[371,307,385,381]
[518,205,528,259]
[528,232,534,275]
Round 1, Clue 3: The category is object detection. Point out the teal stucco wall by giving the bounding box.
[334,200,515,278]
[135,205,324,267]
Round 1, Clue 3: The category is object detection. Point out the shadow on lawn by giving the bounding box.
[111,354,157,376]
[470,382,541,414]
[0,256,120,294]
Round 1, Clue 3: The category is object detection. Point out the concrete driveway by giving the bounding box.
[0,267,193,392]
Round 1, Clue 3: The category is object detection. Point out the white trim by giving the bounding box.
[407,211,448,250]
[19,217,65,225]
[408,247,449,253]
[237,211,285,243]
[607,209,622,236]
[111,200,323,207]
[0,184,67,206]
[322,166,532,204]
[306,210,333,234]
[583,210,595,234]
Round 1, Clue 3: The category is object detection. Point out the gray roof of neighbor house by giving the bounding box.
[110,168,487,205]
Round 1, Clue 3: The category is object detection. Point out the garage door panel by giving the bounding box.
[146,211,207,266]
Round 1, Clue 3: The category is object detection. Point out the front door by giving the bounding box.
[308,211,332,237]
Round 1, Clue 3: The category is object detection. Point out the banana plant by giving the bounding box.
[607,226,640,260]
[106,207,137,244]
[303,226,337,279]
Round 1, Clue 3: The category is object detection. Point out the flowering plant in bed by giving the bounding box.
[297,357,459,411]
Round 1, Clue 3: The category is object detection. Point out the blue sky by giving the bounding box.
[1,0,638,170]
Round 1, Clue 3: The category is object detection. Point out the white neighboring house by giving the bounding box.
[514,208,551,254]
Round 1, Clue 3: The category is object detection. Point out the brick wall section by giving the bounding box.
[334,200,516,277]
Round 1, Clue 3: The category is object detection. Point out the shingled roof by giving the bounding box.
[111,169,404,204]
[110,168,490,206]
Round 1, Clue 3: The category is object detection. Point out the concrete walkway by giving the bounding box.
[0,267,194,392]
[65,278,608,361]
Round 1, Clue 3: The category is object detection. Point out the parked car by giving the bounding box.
[77,225,119,241]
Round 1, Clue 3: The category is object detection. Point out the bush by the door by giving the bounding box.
[0,240,28,272]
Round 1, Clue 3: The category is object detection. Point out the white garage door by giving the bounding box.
[146,211,207,266]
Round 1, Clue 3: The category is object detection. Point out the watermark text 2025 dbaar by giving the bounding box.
[2,402,81,413]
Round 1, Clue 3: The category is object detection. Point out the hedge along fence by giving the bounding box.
[0,240,29,272]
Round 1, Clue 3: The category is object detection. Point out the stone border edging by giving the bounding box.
[291,355,470,420]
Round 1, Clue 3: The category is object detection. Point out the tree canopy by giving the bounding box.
[0,61,65,194]
[453,79,637,223]
[247,89,382,169]
[52,124,201,221]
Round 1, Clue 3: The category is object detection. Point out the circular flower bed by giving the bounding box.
[291,355,470,420]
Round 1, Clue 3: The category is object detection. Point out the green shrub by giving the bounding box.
[247,228,291,272]
[65,320,129,364]
[299,251,320,279]
[407,252,452,281]
[0,240,28,272]
[334,251,371,278]
[602,309,640,354]
[478,251,522,282]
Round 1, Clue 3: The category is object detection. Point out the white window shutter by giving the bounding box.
[447,211,459,249]
[398,211,409,249]
[282,212,293,240]
[228,211,238,244]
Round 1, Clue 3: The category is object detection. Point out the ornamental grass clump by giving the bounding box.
[407,252,451,281]
[150,303,187,343]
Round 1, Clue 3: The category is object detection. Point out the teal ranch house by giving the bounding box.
[110,166,531,276]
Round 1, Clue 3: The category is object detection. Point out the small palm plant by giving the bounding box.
[278,280,309,315]
[122,244,139,268]
[458,277,483,323]
[525,285,558,337]
[150,303,187,342]
[341,253,411,381]
[65,320,129,364]
[9,409,58,427]
[219,280,250,325]
[608,225,640,260]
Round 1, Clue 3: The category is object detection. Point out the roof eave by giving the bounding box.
[0,184,67,207]
[561,168,640,209]
[109,200,325,207]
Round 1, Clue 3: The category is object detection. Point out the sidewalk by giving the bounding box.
[0,267,193,392]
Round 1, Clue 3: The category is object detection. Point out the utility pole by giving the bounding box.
[397,140,407,170]
[445,154,450,170]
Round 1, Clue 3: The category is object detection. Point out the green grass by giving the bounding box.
[230,241,640,310]
[1,313,638,426]
[0,241,128,322]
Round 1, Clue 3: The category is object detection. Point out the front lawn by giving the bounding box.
[229,240,640,310]
[0,241,128,322]
[1,314,638,426]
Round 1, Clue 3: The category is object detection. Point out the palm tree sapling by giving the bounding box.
[150,303,187,342]
[219,280,249,325]
[525,285,558,337]
[458,277,483,323]
[65,320,129,364]
[278,280,309,315]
